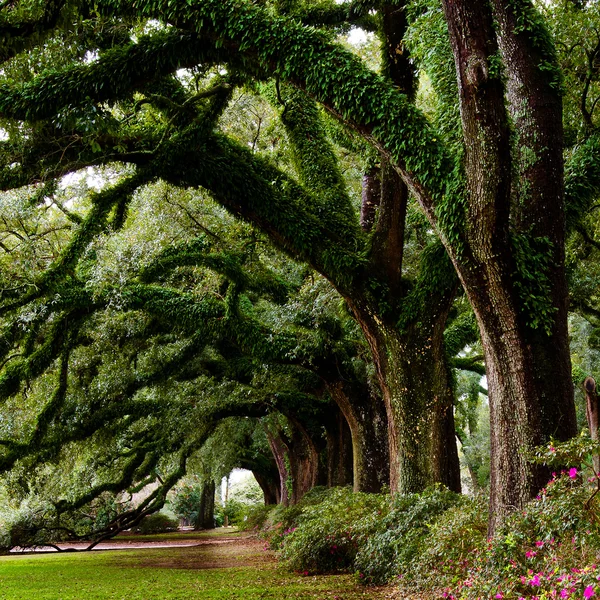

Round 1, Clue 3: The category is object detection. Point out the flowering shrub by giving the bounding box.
[443,434,600,599]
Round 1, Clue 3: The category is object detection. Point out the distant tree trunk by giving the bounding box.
[223,476,229,527]
[321,376,389,493]
[322,404,354,488]
[195,480,215,529]
[265,426,290,506]
[286,416,321,504]
[253,470,280,505]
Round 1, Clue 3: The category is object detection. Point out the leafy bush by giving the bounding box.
[279,487,388,574]
[170,482,202,526]
[133,512,179,534]
[238,504,274,531]
[354,485,464,585]
[407,494,488,590]
[442,434,600,599]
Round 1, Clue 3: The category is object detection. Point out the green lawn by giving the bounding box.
[0,533,386,599]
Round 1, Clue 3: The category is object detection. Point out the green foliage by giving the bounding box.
[279,487,387,574]
[169,482,202,526]
[510,232,558,333]
[133,512,179,535]
[354,486,463,584]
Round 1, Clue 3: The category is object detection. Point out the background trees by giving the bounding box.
[0,0,599,540]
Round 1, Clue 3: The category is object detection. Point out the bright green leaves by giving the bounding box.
[510,232,557,334]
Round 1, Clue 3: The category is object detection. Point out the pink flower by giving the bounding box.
[585,586,595,599]
[526,550,537,558]
[569,467,578,479]
[530,575,541,586]
[560,592,570,599]
[495,594,503,599]
[535,540,544,548]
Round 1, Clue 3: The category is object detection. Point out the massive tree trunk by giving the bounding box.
[441,0,577,532]
[286,416,321,503]
[252,470,280,505]
[319,373,389,493]
[348,296,461,494]
[265,426,290,506]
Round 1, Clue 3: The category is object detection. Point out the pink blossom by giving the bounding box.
[494,594,503,599]
[569,467,578,479]
[535,540,544,548]
[560,590,570,598]
[585,586,596,599]
[526,550,537,558]
[530,575,541,586]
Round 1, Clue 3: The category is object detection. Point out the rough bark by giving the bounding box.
[360,166,380,231]
[348,294,461,494]
[323,377,389,492]
[252,470,280,505]
[286,416,321,504]
[265,427,290,506]
[441,0,577,532]
[585,376,600,474]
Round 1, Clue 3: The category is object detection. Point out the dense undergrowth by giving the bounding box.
[246,448,600,599]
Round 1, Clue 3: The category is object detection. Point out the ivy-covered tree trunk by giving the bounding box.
[441,0,577,532]
[349,297,460,494]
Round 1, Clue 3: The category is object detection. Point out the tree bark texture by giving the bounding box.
[585,377,600,474]
[321,403,355,488]
[265,426,290,506]
[324,377,389,492]
[253,470,281,505]
[441,0,577,533]
[348,296,461,494]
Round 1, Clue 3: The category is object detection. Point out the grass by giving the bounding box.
[0,532,389,599]
[115,527,239,543]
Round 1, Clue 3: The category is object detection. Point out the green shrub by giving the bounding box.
[0,500,57,552]
[354,485,463,585]
[238,504,274,531]
[279,487,388,574]
[133,512,179,534]
[407,494,487,590]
